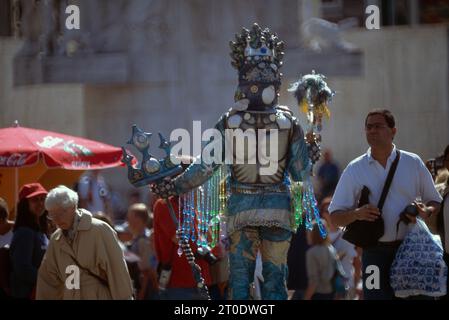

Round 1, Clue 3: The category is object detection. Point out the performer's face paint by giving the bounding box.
[235,59,280,111]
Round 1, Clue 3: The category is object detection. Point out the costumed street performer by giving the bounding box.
[122,23,335,300]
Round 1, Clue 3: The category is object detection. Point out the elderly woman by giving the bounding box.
[36,185,133,300]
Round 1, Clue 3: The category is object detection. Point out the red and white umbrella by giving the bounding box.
[0,121,125,215]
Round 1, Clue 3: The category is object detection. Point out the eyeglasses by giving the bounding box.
[365,123,389,131]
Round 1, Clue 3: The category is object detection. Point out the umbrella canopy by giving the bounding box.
[0,123,123,169]
[0,122,124,216]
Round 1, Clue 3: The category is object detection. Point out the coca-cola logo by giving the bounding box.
[37,136,93,157]
[0,153,30,167]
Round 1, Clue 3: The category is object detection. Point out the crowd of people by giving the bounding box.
[0,173,227,300]
[0,110,448,301]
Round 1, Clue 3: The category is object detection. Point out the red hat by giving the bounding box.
[19,183,48,201]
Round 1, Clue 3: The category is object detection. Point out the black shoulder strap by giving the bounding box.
[377,150,400,211]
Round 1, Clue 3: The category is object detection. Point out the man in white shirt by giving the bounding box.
[329,109,442,300]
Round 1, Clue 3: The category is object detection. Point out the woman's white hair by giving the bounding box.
[45,185,79,210]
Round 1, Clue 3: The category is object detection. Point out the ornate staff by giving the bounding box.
[288,70,334,154]
[288,71,335,237]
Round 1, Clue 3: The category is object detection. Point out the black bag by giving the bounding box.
[342,151,400,248]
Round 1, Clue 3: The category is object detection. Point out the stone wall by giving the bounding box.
[0,39,84,135]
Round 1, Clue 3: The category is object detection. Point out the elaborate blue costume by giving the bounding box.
[124,24,330,300]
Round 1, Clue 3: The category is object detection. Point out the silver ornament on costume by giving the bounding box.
[262,85,275,105]
[250,85,259,93]
[144,157,161,174]
[133,133,150,149]
[233,99,249,111]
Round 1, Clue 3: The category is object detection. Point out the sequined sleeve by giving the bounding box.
[287,117,311,182]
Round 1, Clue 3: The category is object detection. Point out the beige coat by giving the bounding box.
[36,209,134,300]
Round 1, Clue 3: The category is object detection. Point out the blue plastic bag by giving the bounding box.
[390,219,447,298]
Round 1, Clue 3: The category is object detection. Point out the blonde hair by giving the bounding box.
[128,203,150,224]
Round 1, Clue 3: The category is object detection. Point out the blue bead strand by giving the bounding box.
[190,190,196,243]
